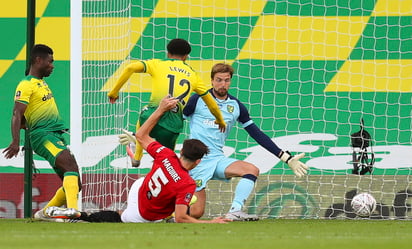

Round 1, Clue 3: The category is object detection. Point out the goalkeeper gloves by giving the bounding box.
[280,151,308,178]
[118,129,136,145]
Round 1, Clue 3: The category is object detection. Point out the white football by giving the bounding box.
[351,192,377,217]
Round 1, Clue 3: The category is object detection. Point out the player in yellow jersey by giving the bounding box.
[3,44,81,221]
[108,38,226,167]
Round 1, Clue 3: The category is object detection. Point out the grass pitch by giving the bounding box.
[1,219,411,249]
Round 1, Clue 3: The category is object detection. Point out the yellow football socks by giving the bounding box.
[45,187,66,208]
[133,120,143,162]
[134,143,143,162]
[62,173,79,210]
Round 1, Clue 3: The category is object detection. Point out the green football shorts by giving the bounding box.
[139,105,182,150]
[30,129,68,175]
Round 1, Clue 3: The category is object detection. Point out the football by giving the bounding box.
[351,192,377,217]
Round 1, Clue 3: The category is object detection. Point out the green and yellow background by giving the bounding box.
[0,0,411,218]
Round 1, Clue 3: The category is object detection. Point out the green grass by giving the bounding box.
[1,219,411,249]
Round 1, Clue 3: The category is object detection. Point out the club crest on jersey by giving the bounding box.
[227,105,234,113]
[195,179,202,187]
[15,91,21,100]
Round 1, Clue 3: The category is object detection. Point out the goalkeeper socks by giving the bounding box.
[63,172,80,210]
[45,187,66,208]
[229,174,257,212]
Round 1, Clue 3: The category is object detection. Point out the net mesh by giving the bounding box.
[80,0,412,219]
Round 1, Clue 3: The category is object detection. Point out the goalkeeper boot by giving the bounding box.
[34,208,64,222]
[45,206,81,219]
[225,211,259,221]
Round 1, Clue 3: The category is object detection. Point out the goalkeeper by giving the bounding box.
[108,38,226,167]
[183,63,309,221]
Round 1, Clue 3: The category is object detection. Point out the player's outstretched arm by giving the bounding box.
[174,204,231,223]
[280,151,308,177]
[108,61,145,103]
[244,124,309,177]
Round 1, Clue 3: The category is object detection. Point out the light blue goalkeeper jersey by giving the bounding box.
[183,90,254,155]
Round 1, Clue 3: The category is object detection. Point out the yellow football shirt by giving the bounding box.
[14,76,66,131]
[142,59,209,106]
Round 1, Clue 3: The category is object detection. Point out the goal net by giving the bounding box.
[80,0,412,219]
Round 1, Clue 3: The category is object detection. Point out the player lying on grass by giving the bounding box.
[183,63,309,221]
[66,96,231,223]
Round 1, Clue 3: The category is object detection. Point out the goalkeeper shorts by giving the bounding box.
[189,154,238,192]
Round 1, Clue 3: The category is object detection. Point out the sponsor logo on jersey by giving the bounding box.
[202,119,218,128]
[42,93,54,101]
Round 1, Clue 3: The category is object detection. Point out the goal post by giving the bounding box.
[79,0,412,219]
